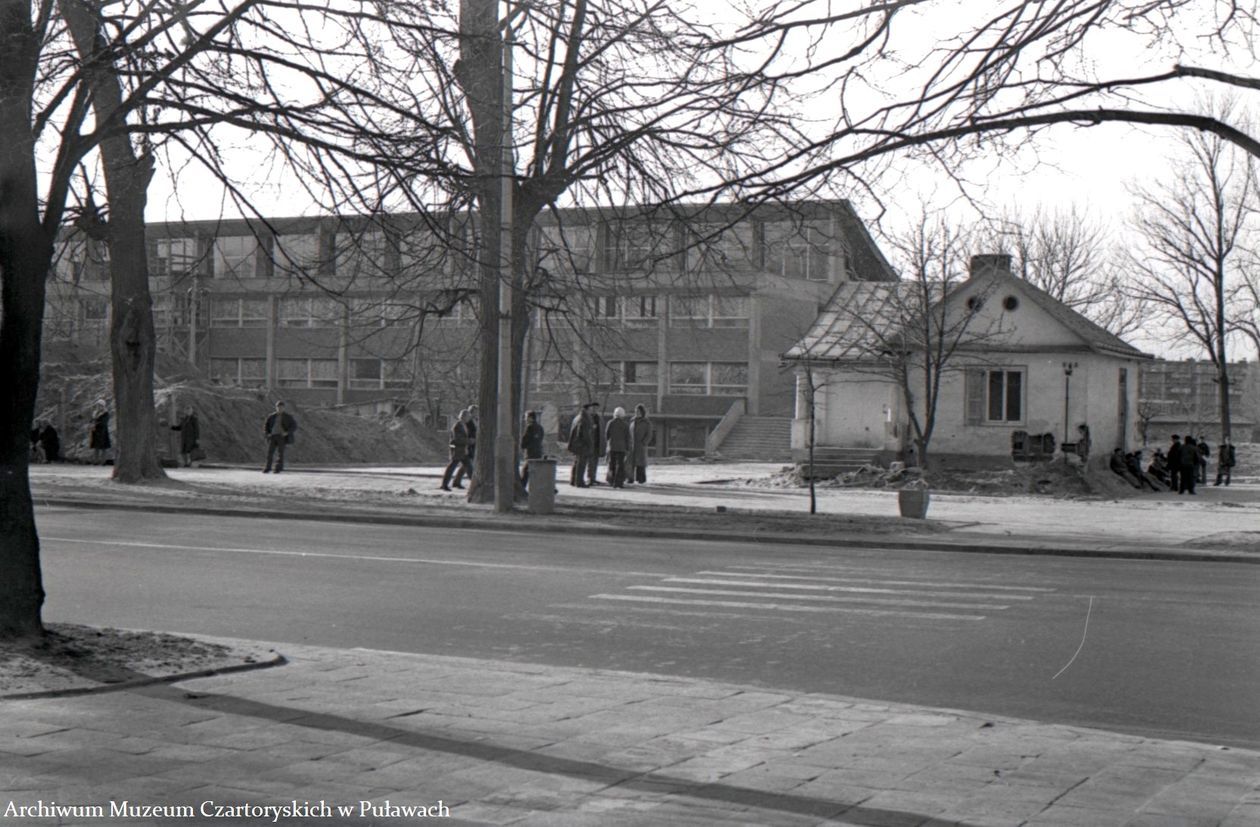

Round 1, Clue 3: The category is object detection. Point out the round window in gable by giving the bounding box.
[1003,295,1019,311]
[966,296,983,312]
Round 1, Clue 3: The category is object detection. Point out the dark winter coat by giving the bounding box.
[448,420,470,462]
[1221,443,1237,468]
[566,412,592,456]
[629,415,653,466]
[521,421,545,459]
[1167,442,1182,468]
[33,425,60,462]
[605,417,631,453]
[264,411,297,444]
[1179,440,1199,470]
[172,414,200,454]
[89,411,111,450]
[590,412,605,457]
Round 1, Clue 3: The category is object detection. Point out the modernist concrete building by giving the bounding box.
[43,200,898,457]
[1138,359,1258,444]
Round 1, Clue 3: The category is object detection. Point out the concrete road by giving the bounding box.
[35,506,1260,750]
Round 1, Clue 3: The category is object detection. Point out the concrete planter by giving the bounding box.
[898,489,931,519]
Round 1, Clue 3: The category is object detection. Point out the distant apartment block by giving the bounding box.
[1138,359,1258,443]
[44,200,897,456]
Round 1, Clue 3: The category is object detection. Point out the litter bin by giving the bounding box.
[527,458,557,514]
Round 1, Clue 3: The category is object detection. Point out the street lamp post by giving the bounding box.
[493,14,516,513]
[1062,362,1078,444]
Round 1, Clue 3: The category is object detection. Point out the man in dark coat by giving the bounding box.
[453,404,478,488]
[1167,435,1182,493]
[1178,436,1198,495]
[31,420,60,463]
[1215,440,1237,486]
[520,410,545,491]
[1196,435,1210,484]
[604,407,631,489]
[587,404,604,485]
[262,401,298,473]
[441,408,472,491]
[171,406,201,467]
[566,403,595,487]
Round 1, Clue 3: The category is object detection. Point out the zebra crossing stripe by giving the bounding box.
[589,594,987,621]
[662,577,1032,601]
[697,570,1055,593]
[627,585,1008,610]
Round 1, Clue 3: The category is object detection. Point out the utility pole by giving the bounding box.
[493,13,515,513]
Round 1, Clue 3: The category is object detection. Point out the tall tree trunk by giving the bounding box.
[457,0,505,504]
[61,0,166,483]
[0,1,49,638]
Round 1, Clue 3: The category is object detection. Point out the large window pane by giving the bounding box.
[210,298,239,327]
[277,358,308,387]
[669,361,706,394]
[274,234,320,274]
[624,361,659,390]
[710,362,748,395]
[538,224,595,273]
[214,236,258,279]
[240,298,269,327]
[310,359,338,388]
[1006,371,1023,421]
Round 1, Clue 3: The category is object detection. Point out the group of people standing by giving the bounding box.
[566,402,653,488]
[439,402,656,493]
[1112,433,1238,494]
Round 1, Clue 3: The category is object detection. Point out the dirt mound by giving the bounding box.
[35,354,446,466]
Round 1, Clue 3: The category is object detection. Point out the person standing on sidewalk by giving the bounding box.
[604,407,631,489]
[1167,435,1182,493]
[1178,436,1199,495]
[1216,440,1236,486]
[88,399,111,464]
[587,404,604,486]
[262,401,298,474]
[627,404,654,485]
[566,403,595,487]
[453,404,478,488]
[441,408,473,491]
[520,410,545,491]
[1196,435,1211,484]
[171,405,201,467]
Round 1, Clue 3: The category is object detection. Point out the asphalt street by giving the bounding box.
[35,505,1260,751]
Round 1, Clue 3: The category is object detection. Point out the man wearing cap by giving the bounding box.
[566,403,595,487]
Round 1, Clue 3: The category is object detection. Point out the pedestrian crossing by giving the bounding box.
[583,564,1055,623]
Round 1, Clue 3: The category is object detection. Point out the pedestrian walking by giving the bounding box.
[170,405,201,467]
[1215,440,1237,486]
[1178,436,1198,495]
[604,407,631,488]
[1196,435,1210,484]
[453,404,478,488]
[262,400,298,473]
[520,410,545,491]
[566,403,595,487]
[440,408,473,491]
[587,404,604,485]
[1167,435,1182,493]
[88,400,111,464]
[627,404,654,485]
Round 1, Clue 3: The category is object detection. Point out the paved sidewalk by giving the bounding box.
[4,641,1258,826]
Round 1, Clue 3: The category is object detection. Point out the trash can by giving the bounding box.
[527,458,557,514]
[897,488,930,519]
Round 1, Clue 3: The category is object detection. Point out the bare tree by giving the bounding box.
[982,206,1145,339]
[1124,124,1259,447]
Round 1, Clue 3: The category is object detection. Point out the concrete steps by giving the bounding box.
[715,416,792,461]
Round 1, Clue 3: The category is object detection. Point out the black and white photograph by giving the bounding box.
[2,1,1259,824]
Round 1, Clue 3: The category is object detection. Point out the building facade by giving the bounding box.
[44,200,897,455]
[1137,359,1258,444]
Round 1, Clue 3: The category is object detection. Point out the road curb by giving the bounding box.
[0,653,288,702]
[35,495,1260,564]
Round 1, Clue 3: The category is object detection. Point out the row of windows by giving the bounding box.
[538,360,749,396]
[210,357,414,390]
[61,215,845,283]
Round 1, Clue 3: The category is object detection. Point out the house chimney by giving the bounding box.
[969,254,1012,278]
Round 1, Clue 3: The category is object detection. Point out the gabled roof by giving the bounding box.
[785,261,1150,363]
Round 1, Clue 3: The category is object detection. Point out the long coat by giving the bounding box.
[448,420,470,462]
[521,422,545,459]
[629,415,653,466]
[89,411,111,450]
[566,412,592,456]
[590,412,605,457]
[172,414,200,454]
[605,417,631,453]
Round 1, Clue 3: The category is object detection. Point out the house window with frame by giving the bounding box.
[274,233,320,275]
[711,295,749,328]
[213,235,259,279]
[154,238,197,278]
[692,222,755,269]
[710,362,749,396]
[335,229,387,277]
[966,367,1025,424]
[669,295,707,327]
[538,224,595,273]
[609,221,677,271]
[383,359,412,390]
[210,298,241,328]
[350,358,383,390]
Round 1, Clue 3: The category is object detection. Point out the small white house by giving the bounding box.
[783,254,1152,470]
